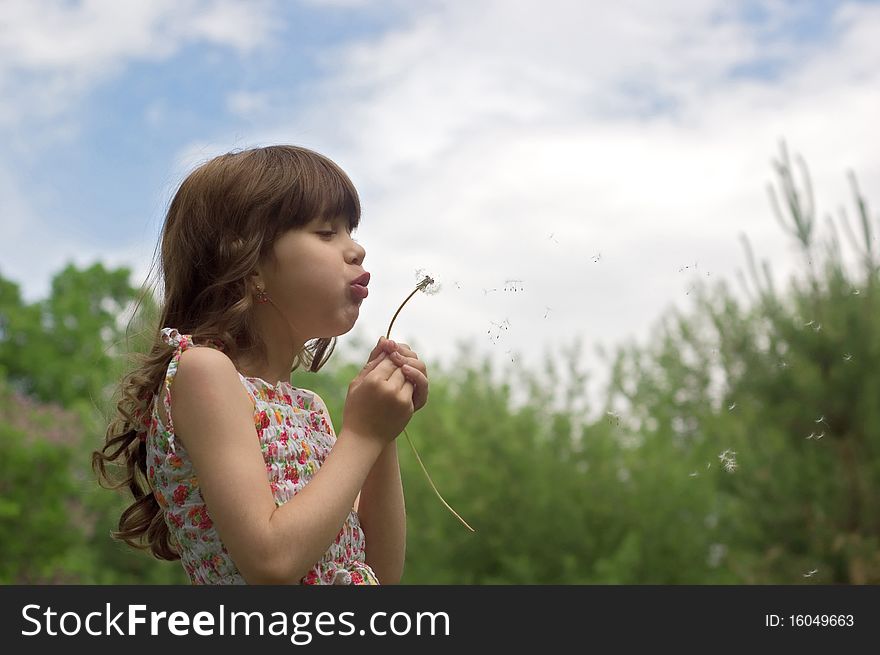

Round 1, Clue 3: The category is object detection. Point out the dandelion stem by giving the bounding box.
[386,276,476,533]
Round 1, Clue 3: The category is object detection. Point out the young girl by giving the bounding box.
[92,145,429,585]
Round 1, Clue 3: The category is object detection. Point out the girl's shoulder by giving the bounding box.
[155,340,256,437]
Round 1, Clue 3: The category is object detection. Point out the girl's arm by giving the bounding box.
[356,440,407,584]
[169,347,385,584]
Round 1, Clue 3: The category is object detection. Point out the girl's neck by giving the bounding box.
[238,312,305,384]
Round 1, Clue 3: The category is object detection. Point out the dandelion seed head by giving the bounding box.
[414,269,441,295]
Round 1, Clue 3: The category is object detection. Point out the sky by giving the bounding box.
[1,0,878,416]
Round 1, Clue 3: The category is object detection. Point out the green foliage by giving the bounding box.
[0,262,141,413]
[602,142,880,583]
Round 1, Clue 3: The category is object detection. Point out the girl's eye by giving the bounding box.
[318,231,336,238]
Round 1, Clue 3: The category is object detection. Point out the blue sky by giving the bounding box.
[1,0,878,413]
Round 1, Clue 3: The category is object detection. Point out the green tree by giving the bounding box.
[603,143,880,583]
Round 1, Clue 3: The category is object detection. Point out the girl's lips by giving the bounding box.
[350,283,368,300]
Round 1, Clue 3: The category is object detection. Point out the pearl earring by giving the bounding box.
[255,285,270,304]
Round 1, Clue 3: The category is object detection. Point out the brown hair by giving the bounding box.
[91,145,361,560]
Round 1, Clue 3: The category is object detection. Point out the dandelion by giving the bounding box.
[385,272,475,532]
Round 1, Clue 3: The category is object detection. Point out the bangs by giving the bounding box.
[268,147,361,236]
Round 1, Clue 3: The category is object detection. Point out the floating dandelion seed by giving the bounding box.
[803,569,818,578]
[504,349,516,363]
[689,472,699,478]
[548,232,559,244]
[804,320,815,327]
[591,252,601,263]
[728,402,737,411]
[606,411,621,427]
[718,449,737,473]
[814,323,822,332]
[707,462,711,470]
[544,306,552,319]
[779,359,789,369]
[481,287,498,295]
[487,318,511,344]
[503,279,524,292]
[844,353,853,361]
[815,431,824,440]
[852,288,861,295]
[806,432,815,440]
[385,272,475,532]
[815,415,829,428]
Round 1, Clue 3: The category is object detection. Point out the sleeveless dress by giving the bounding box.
[145,327,380,585]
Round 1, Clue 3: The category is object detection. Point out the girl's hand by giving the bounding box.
[372,336,429,412]
[344,342,415,447]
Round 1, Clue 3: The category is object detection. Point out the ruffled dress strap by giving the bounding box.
[157,327,224,453]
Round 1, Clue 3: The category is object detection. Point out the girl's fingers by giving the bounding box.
[378,348,428,409]
[361,351,386,377]
[402,365,428,410]
[389,363,427,410]
[369,336,394,363]
[388,349,427,376]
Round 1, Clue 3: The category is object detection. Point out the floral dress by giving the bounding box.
[145,327,380,585]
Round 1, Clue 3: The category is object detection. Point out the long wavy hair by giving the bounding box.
[91,145,361,560]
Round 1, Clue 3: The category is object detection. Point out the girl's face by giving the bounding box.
[255,214,368,342]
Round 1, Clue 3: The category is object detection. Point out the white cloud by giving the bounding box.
[0,0,281,130]
[226,91,272,118]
